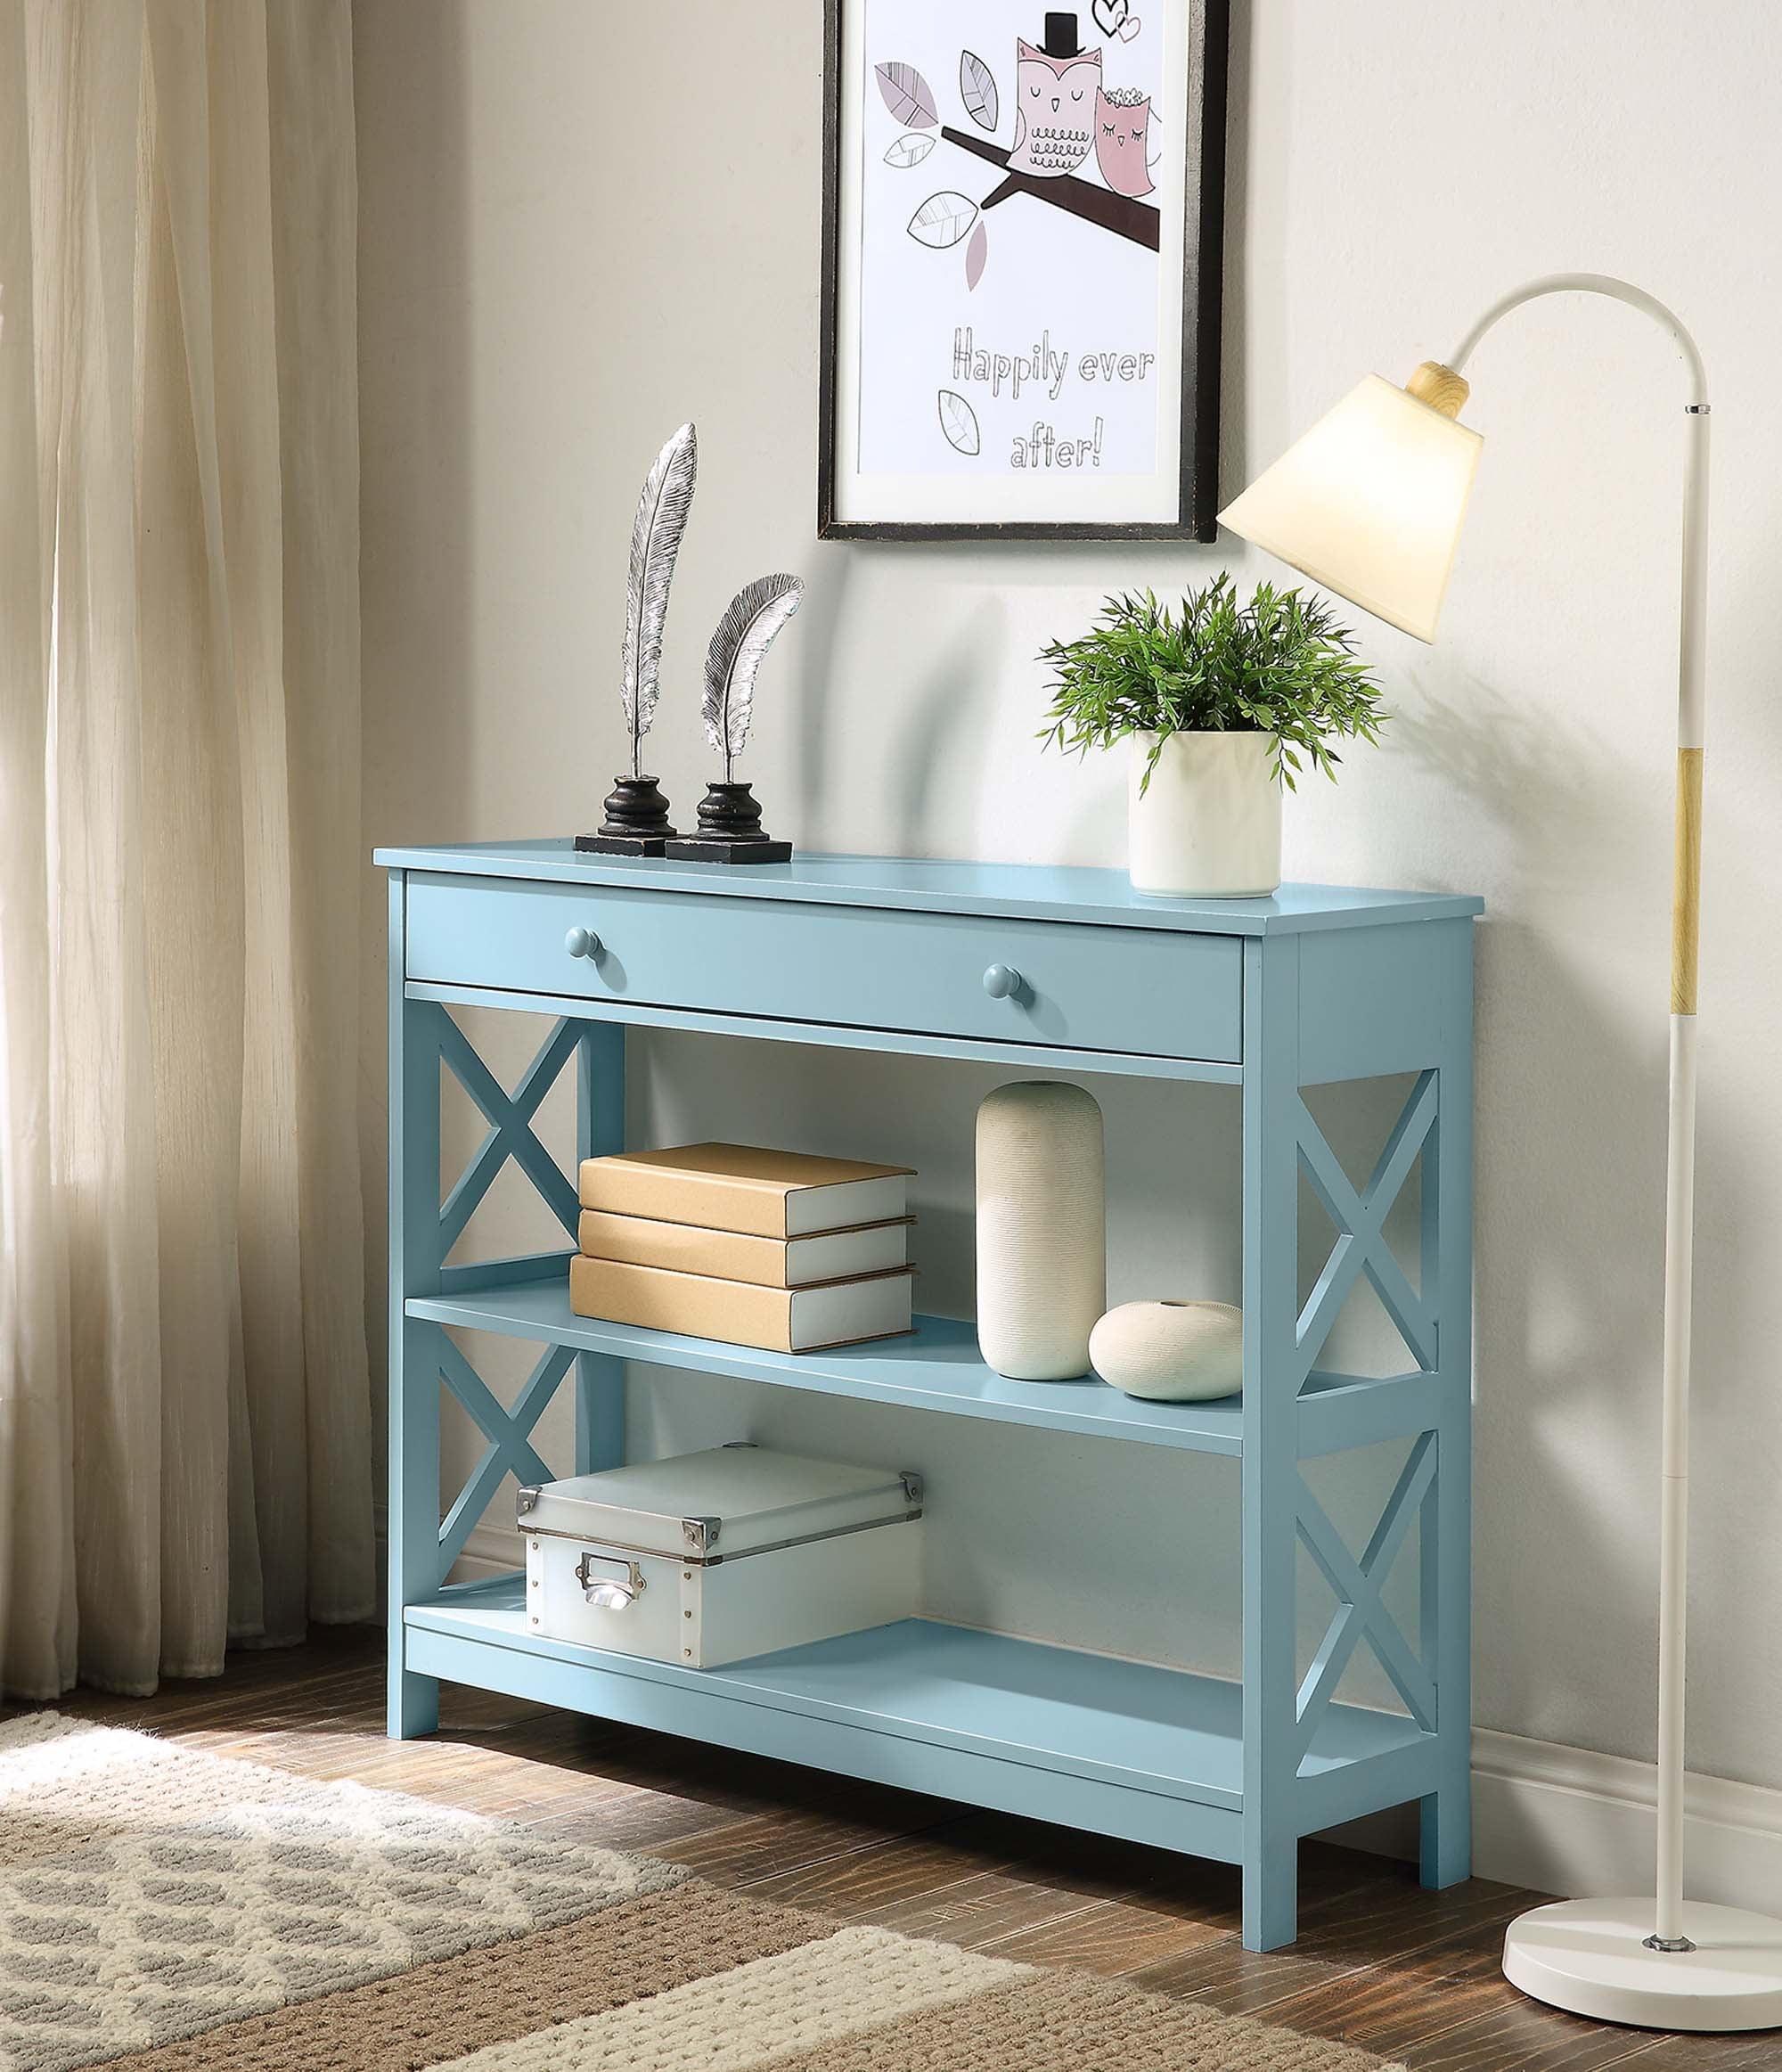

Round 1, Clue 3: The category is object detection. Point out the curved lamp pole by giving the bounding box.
[1222,276,1782,2034]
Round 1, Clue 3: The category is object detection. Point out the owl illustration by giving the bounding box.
[1008,14,1102,178]
[1094,86,1154,198]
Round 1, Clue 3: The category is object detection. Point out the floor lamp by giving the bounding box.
[1220,274,1782,2034]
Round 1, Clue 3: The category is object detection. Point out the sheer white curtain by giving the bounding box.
[0,0,372,1699]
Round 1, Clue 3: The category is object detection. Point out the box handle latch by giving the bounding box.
[576,1552,646,1610]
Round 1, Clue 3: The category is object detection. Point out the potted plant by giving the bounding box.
[1037,575,1386,897]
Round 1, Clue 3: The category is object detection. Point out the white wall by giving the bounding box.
[355,0,1782,1800]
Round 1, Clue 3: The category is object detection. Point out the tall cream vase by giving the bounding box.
[1128,731,1281,897]
[975,1082,1105,1381]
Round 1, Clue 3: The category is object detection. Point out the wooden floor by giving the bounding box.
[20,1626,1776,2072]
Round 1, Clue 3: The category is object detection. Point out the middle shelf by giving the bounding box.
[409,1270,1441,1461]
[407,1275,1247,1454]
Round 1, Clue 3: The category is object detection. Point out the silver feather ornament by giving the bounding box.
[702,573,804,782]
[619,422,698,776]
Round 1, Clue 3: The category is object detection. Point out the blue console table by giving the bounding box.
[376,840,1482,1950]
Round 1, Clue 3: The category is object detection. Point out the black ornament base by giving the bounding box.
[662,836,793,864]
[576,773,677,856]
[662,780,791,866]
[575,831,672,856]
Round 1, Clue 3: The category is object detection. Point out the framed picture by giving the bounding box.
[819,0,1228,542]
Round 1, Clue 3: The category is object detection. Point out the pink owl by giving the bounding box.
[1094,86,1154,198]
[1008,12,1102,179]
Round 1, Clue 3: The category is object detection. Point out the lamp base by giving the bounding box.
[1503,1898,1782,2032]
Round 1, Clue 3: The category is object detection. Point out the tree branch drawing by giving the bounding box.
[939,126,1160,252]
[879,51,1164,287]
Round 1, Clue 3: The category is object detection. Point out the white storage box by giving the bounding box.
[517,1444,923,1667]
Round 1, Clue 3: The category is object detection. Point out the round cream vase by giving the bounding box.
[1090,1298,1244,1402]
[1129,731,1281,898]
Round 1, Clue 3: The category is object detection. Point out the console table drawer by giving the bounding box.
[405,874,1242,1062]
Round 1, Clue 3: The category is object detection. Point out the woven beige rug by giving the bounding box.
[0,1715,1399,2072]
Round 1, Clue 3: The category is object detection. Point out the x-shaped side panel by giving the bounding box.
[438,1015,583,1251]
[1294,1432,1439,1767]
[1295,1070,1438,1384]
[437,1335,574,1568]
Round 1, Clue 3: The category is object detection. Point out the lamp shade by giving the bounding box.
[1219,375,1483,643]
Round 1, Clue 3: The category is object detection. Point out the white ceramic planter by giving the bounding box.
[1128,731,1281,897]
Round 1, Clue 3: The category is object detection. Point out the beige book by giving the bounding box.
[568,1255,916,1354]
[578,1142,914,1238]
[577,1209,912,1289]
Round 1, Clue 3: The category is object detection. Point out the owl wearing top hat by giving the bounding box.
[1008,12,1102,177]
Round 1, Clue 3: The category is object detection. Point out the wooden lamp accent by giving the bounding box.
[1404,360,1471,417]
[1672,745,1704,1017]
[1223,274,1780,2034]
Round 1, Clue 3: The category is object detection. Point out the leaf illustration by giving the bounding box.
[703,573,804,781]
[619,422,697,776]
[875,61,937,128]
[908,191,978,250]
[936,389,980,457]
[960,50,999,131]
[884,132,936,168]
[964,220,987,291]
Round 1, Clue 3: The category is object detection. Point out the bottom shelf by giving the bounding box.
[404,1575,1432,1856]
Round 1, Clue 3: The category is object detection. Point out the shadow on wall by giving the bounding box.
[882,590,1006,855]
[358,2,475,848]
[1396,672,1760,1753]
[1217,0,1259,507]
[787,546,850,843]
[358,0,476,1437]
[788,551,1010,860]
[1395,677,1641,897]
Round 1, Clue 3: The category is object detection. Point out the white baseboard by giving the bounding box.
[432,1525,1782,1915]
[452,1524,523,1584]
[1467,1728,1782,1912]
[1322,1730,1782,1914]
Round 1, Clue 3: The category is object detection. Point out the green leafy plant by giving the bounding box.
[1037,574,1386,791]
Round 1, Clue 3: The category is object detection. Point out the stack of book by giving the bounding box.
[569,1142,917,1354]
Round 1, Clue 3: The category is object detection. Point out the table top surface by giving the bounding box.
[374,841,1484,937]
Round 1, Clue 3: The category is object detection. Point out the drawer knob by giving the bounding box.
[564,925,602,960]
[982,963,1023,1001]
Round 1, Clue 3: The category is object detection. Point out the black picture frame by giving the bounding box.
[818,0,1228,544]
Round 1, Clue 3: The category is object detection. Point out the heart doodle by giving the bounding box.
[1118,14,1140,39]
[1091,0,1127,35]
